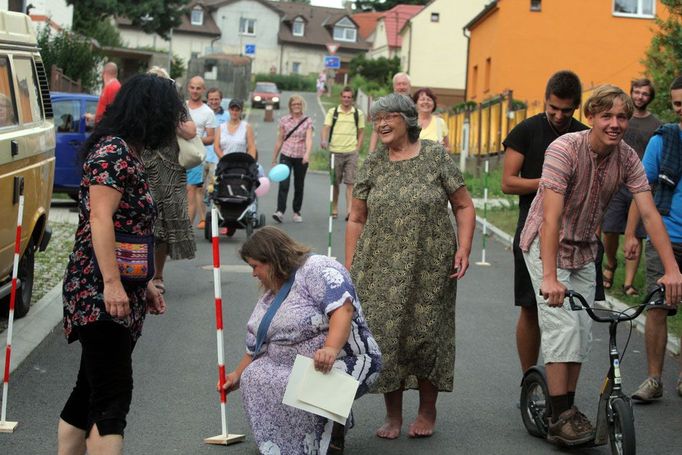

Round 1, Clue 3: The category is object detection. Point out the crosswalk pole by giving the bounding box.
[476,159,491,266]
[328,153,335,257]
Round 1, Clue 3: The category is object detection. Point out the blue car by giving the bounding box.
[51,92,98,198]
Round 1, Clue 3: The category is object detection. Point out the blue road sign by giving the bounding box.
[245,44,256,56]
[324,55,341,69]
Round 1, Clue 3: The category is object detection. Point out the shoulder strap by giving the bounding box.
[283,116,309,143]
[252,270,297,358]
[328,106,339,143]
[354,108,359,139]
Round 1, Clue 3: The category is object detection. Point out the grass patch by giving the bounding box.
[485,206,519,235]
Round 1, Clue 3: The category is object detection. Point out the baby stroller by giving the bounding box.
[205,153,266,240]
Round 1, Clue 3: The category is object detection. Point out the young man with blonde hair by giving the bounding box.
[520,85,682,445]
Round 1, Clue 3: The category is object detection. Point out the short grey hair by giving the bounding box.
[370,93,421,143]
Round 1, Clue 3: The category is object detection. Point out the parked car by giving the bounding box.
[0,10,55,318]
[51,92,98,199]
[251,82,281,109]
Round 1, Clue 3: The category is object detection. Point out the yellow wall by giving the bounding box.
[403,0,488,90]
[467,0,666,104]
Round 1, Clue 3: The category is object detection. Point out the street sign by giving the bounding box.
[324,55,341,69]
[326,43,339,55]
[244,44,256,56]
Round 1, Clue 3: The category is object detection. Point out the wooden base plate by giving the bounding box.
[204,433,245,445]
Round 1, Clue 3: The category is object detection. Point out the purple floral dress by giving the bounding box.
[62,136,156,343]
[241,254,382,455]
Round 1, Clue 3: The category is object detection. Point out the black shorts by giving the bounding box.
[602,186,646,238]
[514,224,605,306]
[60,321,136,437]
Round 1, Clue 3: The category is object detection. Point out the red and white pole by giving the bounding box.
[1,188,23,433]
[204,206,244,445]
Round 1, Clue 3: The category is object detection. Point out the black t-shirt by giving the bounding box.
[503,113,588,220]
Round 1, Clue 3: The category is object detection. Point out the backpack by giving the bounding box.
[328,106,359,144]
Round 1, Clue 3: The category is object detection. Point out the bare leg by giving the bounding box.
[85,422,123,455]
[408,379,438,438]
[57,418,86,455]
[187,185,197,225]
[645,308,668,378]
[196,188,206,223]
[376,389,403,439]
[516,305,540,373]
[332,184,339,215]
[566,362,582,392]
[545,362,569,396]
[623,239,642,289]
[345,184,353,218]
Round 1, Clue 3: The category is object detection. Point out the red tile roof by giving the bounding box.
[381,4,424,48]
[352,12,383,40]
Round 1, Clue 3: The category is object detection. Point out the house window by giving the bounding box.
[240,18,256,35]
[472,65,478,98]
[333,17,357,42]
[293,18,304,37]
[484,58,491,93]
[431,12,440,22]
[613,0,655,18]
[191,7,203,26]
[292,62,301,74]
[530,0,541,12]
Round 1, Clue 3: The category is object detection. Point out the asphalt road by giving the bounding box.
[2,91,681,454]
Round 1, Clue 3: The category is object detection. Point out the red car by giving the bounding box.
[251,82,281,109]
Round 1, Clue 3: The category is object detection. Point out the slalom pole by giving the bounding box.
[476,159,491,266]
[328,153,335,257]
[204,206,244,446]
[0,184,23,433]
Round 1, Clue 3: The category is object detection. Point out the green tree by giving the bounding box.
[351,0,429,12]
[67,0,189,40]
[349,54,400,87]
[644,0,682,121]
[37,27,102,92]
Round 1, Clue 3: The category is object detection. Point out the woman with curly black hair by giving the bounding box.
[58,73,186,455]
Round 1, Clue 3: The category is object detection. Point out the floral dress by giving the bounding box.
[63,136,156,343]
[240,255,382,455]
[351,140,465,393]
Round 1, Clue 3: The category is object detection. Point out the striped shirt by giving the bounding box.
[279,114,312,159]
[520,130,650,269]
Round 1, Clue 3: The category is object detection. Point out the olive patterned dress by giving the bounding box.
[351,140,465,393]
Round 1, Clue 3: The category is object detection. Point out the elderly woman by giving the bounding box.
[413,88,450,150]
[59,74,185,454]
[221,226,381,454]
[271,94,313,223]
[345,93,475,439]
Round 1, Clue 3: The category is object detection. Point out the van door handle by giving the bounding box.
[11,140,18,157]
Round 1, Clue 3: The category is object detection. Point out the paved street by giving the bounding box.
[2,91,681,454]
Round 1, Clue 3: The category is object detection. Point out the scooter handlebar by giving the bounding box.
[564,285,667,323]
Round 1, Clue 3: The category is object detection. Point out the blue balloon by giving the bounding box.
[268,163,290,182]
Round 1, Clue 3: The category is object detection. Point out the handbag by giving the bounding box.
[93,232,155,284]
[178,134,206,169]
[252,269,298,358]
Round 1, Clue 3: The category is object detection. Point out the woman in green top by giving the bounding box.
[345,93,475,440]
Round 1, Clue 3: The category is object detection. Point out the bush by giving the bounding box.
[349,54,400,87]
[254,73,316,92]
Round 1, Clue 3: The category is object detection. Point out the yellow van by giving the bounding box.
[0,11,55,318]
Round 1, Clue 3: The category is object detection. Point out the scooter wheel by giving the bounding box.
[520,369,551,439]
[609,397,635,455]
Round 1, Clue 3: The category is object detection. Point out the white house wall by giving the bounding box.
[119,28,214,71]
[280,45,324,76]
[368,19,390,60]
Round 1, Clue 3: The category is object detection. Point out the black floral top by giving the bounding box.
[62,136,156,343]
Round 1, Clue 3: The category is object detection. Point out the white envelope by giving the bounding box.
[282,355,360,424]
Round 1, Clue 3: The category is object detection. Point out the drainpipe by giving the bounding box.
[406,21,412,74]
[279,44,284,75]
[462,27,470,101]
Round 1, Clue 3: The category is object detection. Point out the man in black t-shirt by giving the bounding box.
[501,71,591,379]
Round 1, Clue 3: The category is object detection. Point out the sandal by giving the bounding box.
[152,278,165,294]
[623,285,640,297]
[603,264,617,290]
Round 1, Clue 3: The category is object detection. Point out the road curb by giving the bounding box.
[476,216,681,355]
[1,282,62,375]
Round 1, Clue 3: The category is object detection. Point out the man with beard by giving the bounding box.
[602,79,662,296]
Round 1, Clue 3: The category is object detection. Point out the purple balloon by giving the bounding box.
[255,176,271,197]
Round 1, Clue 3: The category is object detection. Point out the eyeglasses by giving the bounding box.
[373,113,403,123]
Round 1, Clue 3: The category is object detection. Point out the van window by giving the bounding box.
[0,56,18,128]
[85,99,97,132]
[53,99,80,133]
[13,57,43,124]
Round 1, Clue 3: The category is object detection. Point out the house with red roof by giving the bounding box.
[367,4,424,60]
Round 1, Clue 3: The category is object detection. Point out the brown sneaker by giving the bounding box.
[631,377,663,402]
[547,406,595,446]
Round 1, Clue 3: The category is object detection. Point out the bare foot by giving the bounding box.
[376,418,402,439]
[408,412,436,438]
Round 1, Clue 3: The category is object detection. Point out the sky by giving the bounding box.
[311,0,346,8]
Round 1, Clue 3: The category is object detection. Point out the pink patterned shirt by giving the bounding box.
[520,130,650,269]
[279,114,312,159]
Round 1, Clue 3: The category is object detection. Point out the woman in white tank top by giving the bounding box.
[214,99,256,159]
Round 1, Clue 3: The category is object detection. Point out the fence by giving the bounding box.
[442,87,596,157]
[50,65,82,93]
